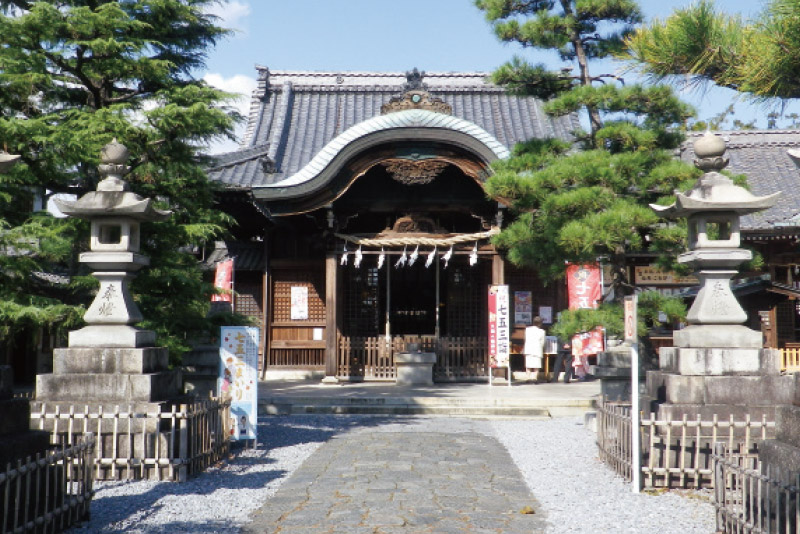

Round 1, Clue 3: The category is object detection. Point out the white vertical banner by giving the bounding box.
[488,285,511,387]
[219,326,259,442]
[624,294,641,493]
[290,286,309,320]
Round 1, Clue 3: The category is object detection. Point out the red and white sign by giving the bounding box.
[488,285,511,369]
[624,295,638,342]
[212,259,234,302]
[572,327,605,358]
[567,263,601,310]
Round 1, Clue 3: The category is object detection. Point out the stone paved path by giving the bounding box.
[242,431,546,534]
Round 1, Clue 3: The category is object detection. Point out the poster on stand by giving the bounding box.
[514,291,532,325]
[488,285,510,369]
[218,326,259,441]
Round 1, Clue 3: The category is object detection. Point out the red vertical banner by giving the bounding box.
[212,258,234,302]
[488,285,510,369]
[566,263,601,310]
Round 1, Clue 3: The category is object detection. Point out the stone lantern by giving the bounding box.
[645,132,795,422]
[54,139,170,348]
[651,131,779,349]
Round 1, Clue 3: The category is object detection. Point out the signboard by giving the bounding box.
[572,327,605,357]
[290,286,308,320]
[514,291,532,325]
[634,266,698,286]
[218,326,259,441]
[539,306,553,324]
[488,285,510,369]
[211,259,234,302]
[566,263,602,310]
[624,294,638,343]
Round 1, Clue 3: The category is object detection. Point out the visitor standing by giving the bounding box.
[523,316,546,382]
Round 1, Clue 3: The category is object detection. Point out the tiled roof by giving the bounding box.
[681,130,800,231]
[208,68,580,189]
[204,241,265,271]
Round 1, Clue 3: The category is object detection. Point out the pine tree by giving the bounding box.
[0,1,240,363]
[625,0,800,102]
[475,0,699,301]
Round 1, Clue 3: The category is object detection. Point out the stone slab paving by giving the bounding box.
[242,431,546,534]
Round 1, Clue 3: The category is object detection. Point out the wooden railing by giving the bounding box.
[597,400,775,489]
[31,398,230,481]
[780,347,800,373]
[1,436,94,534]
[713,444,799,534]
[337,335,488,381]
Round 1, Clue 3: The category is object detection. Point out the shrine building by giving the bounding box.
[206,67,578,382]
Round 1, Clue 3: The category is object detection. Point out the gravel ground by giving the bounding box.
[67,415,716,534]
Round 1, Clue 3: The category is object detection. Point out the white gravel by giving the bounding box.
[67,415,715,533]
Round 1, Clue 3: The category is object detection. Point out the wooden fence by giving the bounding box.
[713,444,799,534]
[1,436,94,534]
[780,348,800,373]
[597,401,775,489]
[337,335,487,380]
[30,398,231,482]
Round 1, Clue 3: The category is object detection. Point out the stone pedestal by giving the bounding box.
[395,352,436,386]
[759,402,800,475]
[592,344,648,402]
[645,348,795,421]
[181,344,220,398]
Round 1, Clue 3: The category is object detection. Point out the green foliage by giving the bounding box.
[476,1,701,298]
[0,0,243,363]
[625,0,800,101]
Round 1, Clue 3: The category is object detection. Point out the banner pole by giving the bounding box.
[624,294,641,494]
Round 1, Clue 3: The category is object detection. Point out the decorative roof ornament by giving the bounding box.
[404,68,426,91]
[381,158,449,185]
[380,68,452,115]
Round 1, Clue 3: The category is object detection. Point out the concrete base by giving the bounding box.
[395,352,436,386]
[54,346,168,374]
[69,325,156,348]
[673,324,762,348]
[659,346,780,376]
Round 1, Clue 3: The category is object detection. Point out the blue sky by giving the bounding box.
[201,0,779,153]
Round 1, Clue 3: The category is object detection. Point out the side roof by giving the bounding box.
[681,130,800,232]
[208,68,580,189]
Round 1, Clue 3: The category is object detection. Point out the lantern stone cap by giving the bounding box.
[100,138,130,164]
[54,191,170,221]
[693,131,727,158]
[651,172,780,218]
[0,150,21,173]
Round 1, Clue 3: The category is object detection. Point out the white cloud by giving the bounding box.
[204,73,258,154]
[205,1,251,37]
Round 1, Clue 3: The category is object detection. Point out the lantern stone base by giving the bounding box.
[759,405,800,475]
[659,346,780,375]
[36,346,180,404]
[395,352,436,386]
[645,365,799,422]
[673,324,762,348]
[68,324,156,348]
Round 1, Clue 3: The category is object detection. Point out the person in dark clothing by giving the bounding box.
[550,341,574,383]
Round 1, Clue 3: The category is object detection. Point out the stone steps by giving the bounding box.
[259,395,594,418]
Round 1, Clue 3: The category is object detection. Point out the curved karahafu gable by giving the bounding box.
[252,109,510,201]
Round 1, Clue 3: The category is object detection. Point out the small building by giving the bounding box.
[207,68,578,381]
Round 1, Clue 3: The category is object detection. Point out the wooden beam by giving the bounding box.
[492,253,505,286]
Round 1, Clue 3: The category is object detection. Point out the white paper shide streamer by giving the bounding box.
[354,246,363,268]
[441,245,453,268]
[340,243,349,266]
[408,245,419,266]
[469,242,478,266]
[424,247,436,268]
[395,246,408,268]
[377,247,385,269]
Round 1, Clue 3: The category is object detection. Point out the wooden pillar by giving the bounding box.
[324,251,338,382]
[492,252,505,286]
[260,234,271,380]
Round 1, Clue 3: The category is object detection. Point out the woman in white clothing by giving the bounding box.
[523,316,546,382]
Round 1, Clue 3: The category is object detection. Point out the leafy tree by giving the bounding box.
[0,0,241,363]
[475,0,699,300]
[625,0,800,102]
